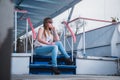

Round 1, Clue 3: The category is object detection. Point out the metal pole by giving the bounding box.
[31,34,34,63]
[23,36,25,52]
[14,11,17,53]
[71,37,73,61]
[26,19,28,53]
[67,7,74,61]
[83,21,86,57]
[63,28,66,48]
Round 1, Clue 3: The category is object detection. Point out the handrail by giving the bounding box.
[62,21,76,43]
[68,17,116,23]
[15,9,28,13]
[62,21,77,61]
[27,18,36,63]
[27,18,37,40]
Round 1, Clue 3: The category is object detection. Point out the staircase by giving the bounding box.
[29,55,76,75]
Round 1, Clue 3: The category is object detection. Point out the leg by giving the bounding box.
[35,45,60,74]
[55,41,74,65]
[34,45,58,67]
[55,41,70,58]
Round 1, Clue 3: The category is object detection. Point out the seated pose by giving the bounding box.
[34,17,73,74]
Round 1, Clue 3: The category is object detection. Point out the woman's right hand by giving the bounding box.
[48,23,55,30]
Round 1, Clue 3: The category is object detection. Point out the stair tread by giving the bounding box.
[30,64,76,68]
[33,55,65,58]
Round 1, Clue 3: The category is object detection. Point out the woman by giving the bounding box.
[34,17,73,74]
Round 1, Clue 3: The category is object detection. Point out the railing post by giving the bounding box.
[26,19,28,53]
[14,11,17,52]
[83,21,86,57]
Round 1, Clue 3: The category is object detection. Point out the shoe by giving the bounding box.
[52,67,60,75]
[64,58,74,65]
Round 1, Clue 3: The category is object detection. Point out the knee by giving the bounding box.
[52,45,58,51]
[56,41,62,45]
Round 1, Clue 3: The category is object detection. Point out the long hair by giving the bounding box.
[43,17,52,38]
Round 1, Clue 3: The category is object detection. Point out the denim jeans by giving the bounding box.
[34,41,70,67]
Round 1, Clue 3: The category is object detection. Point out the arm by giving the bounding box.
[52,27,60,41]
[37,28,51,45]
[47,23,60,42]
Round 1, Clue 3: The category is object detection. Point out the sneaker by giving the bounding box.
[52,67,60,75]
[64,58,74,65]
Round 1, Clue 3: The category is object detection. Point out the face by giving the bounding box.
[46,20,53,29]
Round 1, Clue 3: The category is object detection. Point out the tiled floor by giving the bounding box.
[12,74,120,80]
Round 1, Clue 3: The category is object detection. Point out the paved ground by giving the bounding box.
[12,74,120,80]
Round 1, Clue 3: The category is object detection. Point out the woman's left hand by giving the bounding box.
[49,42,55,45]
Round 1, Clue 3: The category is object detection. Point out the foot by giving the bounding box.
[65,58,74,65]
[52,67,60,75]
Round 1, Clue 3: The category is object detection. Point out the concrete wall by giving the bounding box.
[64,23,120,57]
[0,0,14,80]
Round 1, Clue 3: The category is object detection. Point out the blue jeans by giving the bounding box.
[34,41,70,67]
